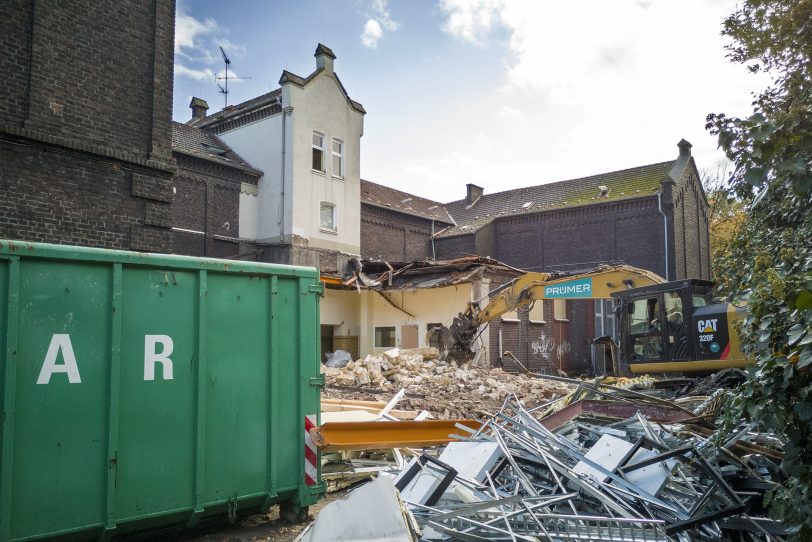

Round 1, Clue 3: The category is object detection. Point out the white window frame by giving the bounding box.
[331,138,344,179]
[312,131,325,174]
[319,201,337,233]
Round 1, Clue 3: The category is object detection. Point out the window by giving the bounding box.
[595,299,617,341]
[663,291,684,332]
[529,301,545,323]
[501,309,519,322]
[375,326,396,348]
[312,132,325,172]
[629,296,663,360]
[319,202,336,231]
[332,138,344,178]
[553,299,567,321]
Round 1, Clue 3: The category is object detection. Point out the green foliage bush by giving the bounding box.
[706,0,812,537]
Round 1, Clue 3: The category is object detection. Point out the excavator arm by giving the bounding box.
[433,265,666,361]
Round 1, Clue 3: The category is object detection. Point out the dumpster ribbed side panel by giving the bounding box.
[0,241,323,542]
[117,267,198,520]
[11,260,111,539]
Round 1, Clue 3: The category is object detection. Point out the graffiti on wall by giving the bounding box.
[530,330,570,362]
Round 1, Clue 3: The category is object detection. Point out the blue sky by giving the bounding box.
[173,0,761,203]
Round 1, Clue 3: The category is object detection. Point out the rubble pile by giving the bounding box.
[322,348,572,419]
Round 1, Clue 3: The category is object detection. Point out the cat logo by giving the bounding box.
[697,319,718,333]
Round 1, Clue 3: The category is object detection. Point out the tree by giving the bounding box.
[706,0,812,537]
[701,165,747,284]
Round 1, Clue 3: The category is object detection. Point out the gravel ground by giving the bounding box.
[134,491,345,542]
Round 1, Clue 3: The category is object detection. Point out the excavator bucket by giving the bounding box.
[427,311,479,362]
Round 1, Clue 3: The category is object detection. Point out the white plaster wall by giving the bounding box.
[217,114,284,242]
[358,284,474,356]
[287,73,363,255]
[321,288,362,337]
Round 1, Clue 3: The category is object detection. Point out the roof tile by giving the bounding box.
[171,121,262,176]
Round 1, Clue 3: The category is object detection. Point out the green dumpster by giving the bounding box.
[0,240,325,541]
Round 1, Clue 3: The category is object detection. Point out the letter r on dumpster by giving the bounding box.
[144,335,174,381]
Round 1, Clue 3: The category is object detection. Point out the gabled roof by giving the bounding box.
[361,179,454,224]
[278,69,366,114]
[436,160,676,238]
[187,89,282,129]
[171,121,262,176]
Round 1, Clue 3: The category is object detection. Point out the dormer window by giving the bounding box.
[312,131,325,173]
[202,143,227,155]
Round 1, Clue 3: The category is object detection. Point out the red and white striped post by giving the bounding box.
[304,414,318,485]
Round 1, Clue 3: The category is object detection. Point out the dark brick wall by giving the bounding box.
[672,165,711,280]
[0,137,172,250]
[490,197,667,274]
[361,204,444,261]
[484,270,573,374]
[172,154,254,258]
[434,234,476,260]
[1,0,175,163]
[0,0,177,253]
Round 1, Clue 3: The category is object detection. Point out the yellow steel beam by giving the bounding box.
[310,419,482,452]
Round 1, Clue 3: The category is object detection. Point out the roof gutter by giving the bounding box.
[657,191,669,281]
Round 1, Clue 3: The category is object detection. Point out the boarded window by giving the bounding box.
[320,202,336,231]
[501,309,519,322]
[529,301,545,323]
[401,324,418,349]
[553,299,567,320]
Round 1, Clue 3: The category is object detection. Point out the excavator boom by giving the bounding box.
[431,265,666,362]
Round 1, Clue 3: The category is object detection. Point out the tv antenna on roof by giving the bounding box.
[215,45,251,108]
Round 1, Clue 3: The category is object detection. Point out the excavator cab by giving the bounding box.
[613,280,717,373]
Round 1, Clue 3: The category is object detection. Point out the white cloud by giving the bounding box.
[361,0,762,202]
[174,63,214,81]
[438,0,504,46]
[175,13,219,55]
[218,38,247,58]
[215,68,246,84]
[174,12,247,83]
[361,19,384,48]
[359,0,399,48]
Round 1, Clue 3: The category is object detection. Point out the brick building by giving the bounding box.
[360,140,711,373]
[0,0,177,252]
[360,180,454,261]
[171,120,261,258]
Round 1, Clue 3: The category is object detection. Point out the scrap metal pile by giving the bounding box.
[396,390,792,541]
[306,378,794,542]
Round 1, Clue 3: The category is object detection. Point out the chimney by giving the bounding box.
[466,183,483,204]
[314,43,336,73]
[677,138,692,158]
[189,97,209,120]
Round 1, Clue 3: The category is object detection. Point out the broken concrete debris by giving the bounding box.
[314,385,793,541]
[323,347,572,420]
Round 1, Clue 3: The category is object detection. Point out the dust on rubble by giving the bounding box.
[322,347,573,420]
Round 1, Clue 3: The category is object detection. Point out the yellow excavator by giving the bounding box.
[428,265,749,374]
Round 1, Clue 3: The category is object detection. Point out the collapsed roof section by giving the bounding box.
[342,256,524,292]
